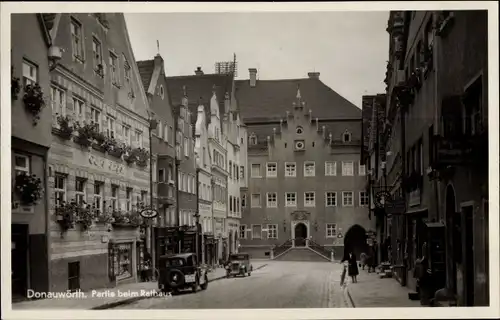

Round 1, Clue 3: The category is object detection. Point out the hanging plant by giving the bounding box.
[12,66,21,101]
[96,211,113,224]
[23,83,46,125]
[77,202,98,231]
[55,114,75,139]
[108,141,127,158]
[93,131,107,146]
[128,209,143,226]
[133,147,150,167]
[55,200,79,232]
[101,136,118,153]
[14,172,44,206]
[123,145,136,164]
[74,122,98,147]
[111,208,128,224]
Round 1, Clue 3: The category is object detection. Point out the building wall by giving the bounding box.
[47,13,151,291]
[240,101,371,258]
[11,13,52,295]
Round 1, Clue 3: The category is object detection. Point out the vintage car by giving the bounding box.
[158,253,208,294]
[225,253,253,277]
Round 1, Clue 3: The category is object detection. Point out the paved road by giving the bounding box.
[113,261,349,309]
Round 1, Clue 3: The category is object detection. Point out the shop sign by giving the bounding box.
[385,198,406,215]
[140,208,158,219]
[375,191,392,209]
[88,154,125,175]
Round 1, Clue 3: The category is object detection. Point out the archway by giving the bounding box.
[294,223,307,247]
[446,184,459,295]
[343,224,368,260]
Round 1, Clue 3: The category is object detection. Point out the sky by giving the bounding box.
[125,12,389,108]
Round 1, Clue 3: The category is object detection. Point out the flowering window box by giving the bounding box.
[14,172,44,207]
[53,114,75,140]
[23,83,46,126]
[74,122,99,148]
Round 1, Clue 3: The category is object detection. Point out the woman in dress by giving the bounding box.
[347,252,359,283]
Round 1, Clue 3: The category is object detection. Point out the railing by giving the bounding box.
[294,237,306,247]
[308,239,333,259]
[272,239,293,258]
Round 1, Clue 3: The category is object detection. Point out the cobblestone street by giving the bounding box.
[113,261,349,309]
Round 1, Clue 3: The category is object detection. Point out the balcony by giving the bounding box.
[157,183,175,206]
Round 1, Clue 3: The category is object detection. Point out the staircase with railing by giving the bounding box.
[272,239,293,259]
[307,239,333,260]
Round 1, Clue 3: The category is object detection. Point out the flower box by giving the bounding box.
[54,114,75,140]
[23,83,46,126]
[14,172,44,206]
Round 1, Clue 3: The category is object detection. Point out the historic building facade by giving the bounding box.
[11,13,53,299]
[45,13,153,291]
[136,53,177,270]
[166,70,237,261]
[237,70,372,259]
[370,10,489,306]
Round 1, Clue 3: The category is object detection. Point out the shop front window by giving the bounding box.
[113,243,133,281]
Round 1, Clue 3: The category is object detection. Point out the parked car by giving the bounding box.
[225,253,252,278]
[158,253,208,294]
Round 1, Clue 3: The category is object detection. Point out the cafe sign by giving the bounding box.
[88,154,125,175]
[140,209,158,219]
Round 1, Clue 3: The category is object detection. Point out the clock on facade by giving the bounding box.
[295,140,305,150]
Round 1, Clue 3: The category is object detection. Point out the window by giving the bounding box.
[285,162,296,177]
[157,120,163,139]
[22,60,38,87]
[239,225,247,239]
[267,224,278,239]
[343,131,351,143]
[135,131,143,148]
[73,97,85,119]
[326,224,337,238]
[71,18,84,60]
[325,192,337,207]
[158,168,165,183]
[249,134,257,145]
[164,124,169,142]
[325,161,337,176]
[90,107,101,131]
[360,191,369,206]
[236,198,240,214]
[159,85,165,100]
[92,37,102,70]
[304,162,315,177]
[241,194,247,208]
[184,137,189,157]
[14,154,30,176]
[109,52,119,85]
[141,190,148,205]
[342,191,354,207]
[266,162,277,178]
[342,161,354,176]
[75,178,86,206]
[228,161,233,179]
[358,164,366,176]
[251,194,261,207]
[285,192,297,207]
[124,56,131,85]
[168,126,173,144]
[304,192,315,207]
[240,166,245,179]
[54,174,66,207]
[122,125,130,145]
[252,225,262,239]
[251,164,261,178]
[126,188,132,211]
[106,116,115,138]
[93,181,103,213]
[296,126,303,134]
[110,185,119,210]
[51,86,66,116]
[267,192,277,208]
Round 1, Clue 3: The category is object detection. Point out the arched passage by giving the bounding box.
[343,224,368,260]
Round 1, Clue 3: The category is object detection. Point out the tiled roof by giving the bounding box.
[136,60,155,91]
[165,73,233,126]
[235,78,361,121]
[41,13,57,31]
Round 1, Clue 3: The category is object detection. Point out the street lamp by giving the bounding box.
[194,167,201,262]
[146,113,157,268]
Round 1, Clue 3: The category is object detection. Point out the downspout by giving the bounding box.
[44,151,51,291]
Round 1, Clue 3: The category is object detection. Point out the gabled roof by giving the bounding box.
[235,78,361,121]
[137,60,155,92]
[165,73,233,126]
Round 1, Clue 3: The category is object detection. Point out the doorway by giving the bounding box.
[12,224,29,299]
[343,224,368,260]
[294,223,307,247]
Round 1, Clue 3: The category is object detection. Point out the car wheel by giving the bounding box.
[200,275,208,290]
[192,279,199,293]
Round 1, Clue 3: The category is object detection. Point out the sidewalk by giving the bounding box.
[345,268,422,308]
[13,263,267,310]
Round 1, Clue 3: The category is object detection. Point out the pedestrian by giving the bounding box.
[343,252,359,283]
[143,253,152,282]
[359,252,367,270]
[414,242,432,305]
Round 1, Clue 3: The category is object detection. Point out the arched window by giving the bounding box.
[249,133,257,145]
[342,130,352,143]
[296,126,303,134]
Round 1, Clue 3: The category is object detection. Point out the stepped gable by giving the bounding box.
[165,73,233,127]
[235,77,361,121]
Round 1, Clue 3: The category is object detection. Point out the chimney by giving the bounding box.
[195,67,204,76]
[308,72,320,79]
[249,68,257,87]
